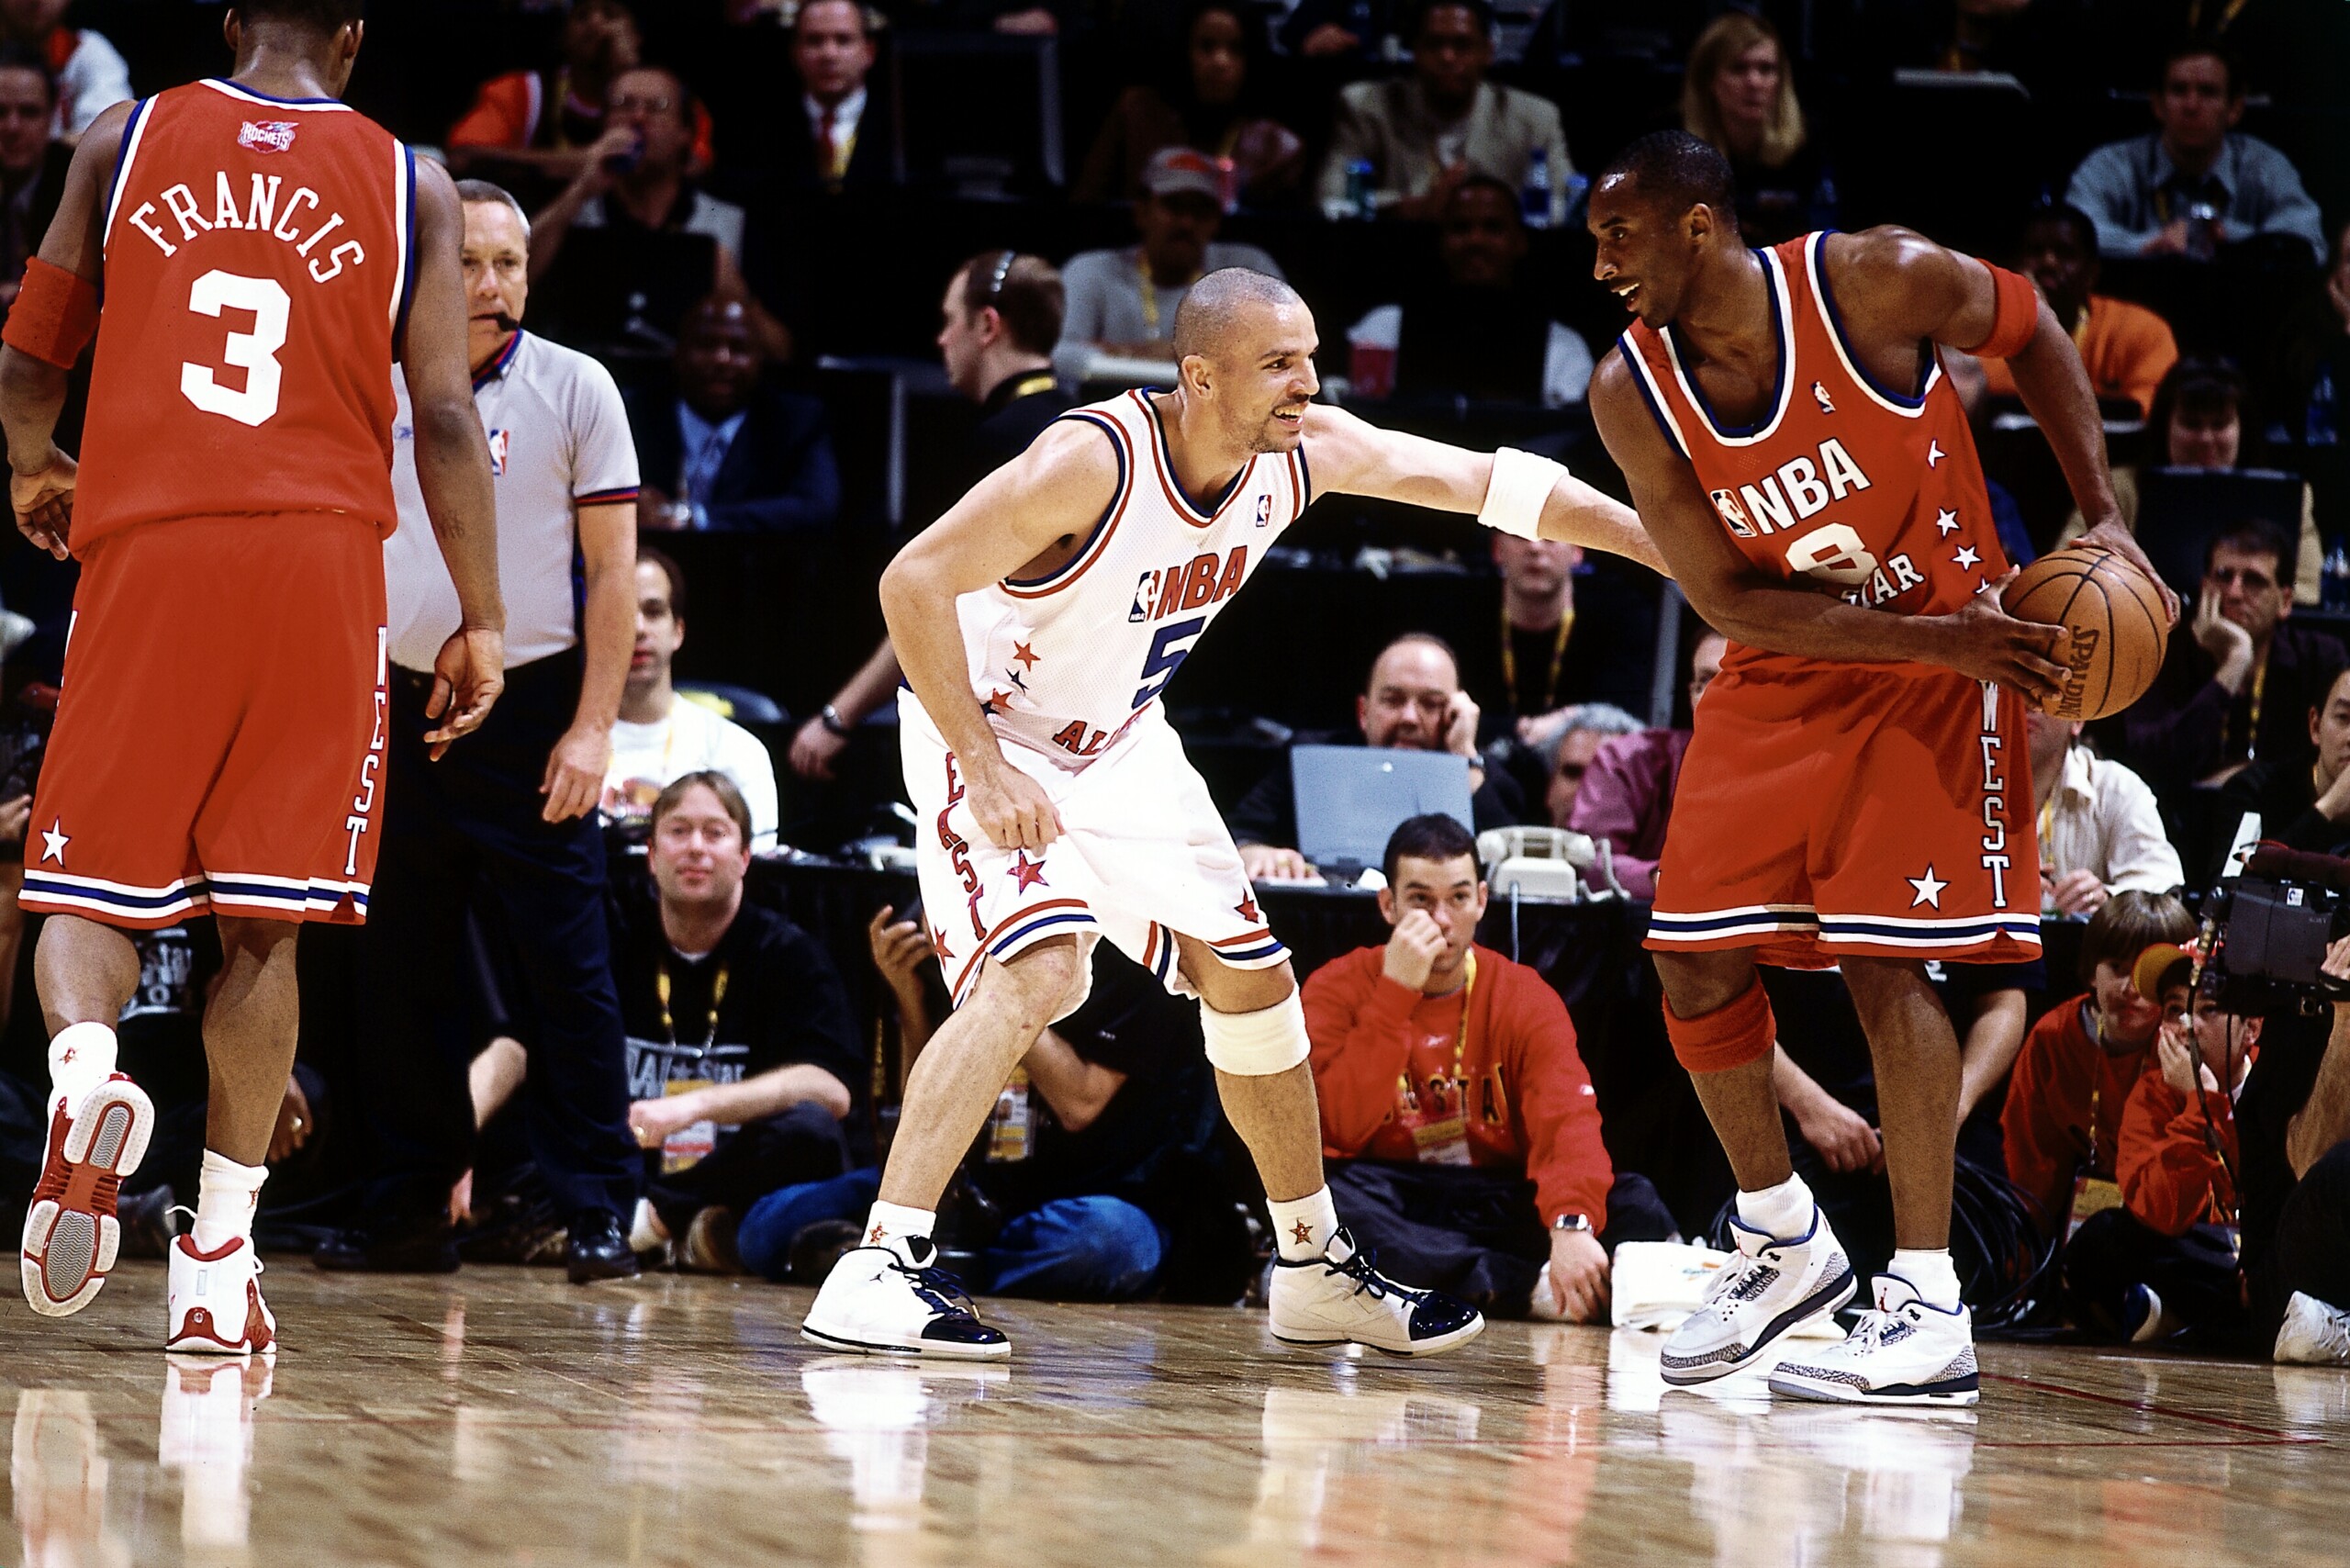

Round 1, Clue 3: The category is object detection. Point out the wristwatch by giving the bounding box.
[1551,1212,1593,1234]
[819,703,853,738]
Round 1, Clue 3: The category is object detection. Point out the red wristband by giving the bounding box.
[2,257,99,371]
[1974,260,2041,360]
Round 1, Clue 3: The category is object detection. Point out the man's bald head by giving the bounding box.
[1171,267,1304,362]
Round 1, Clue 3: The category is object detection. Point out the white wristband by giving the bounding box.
[1478,447,1567,541]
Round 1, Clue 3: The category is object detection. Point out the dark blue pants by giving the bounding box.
[352,651,637,1225]
[736,1168,1168,1302]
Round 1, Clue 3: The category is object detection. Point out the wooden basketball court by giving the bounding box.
[5,1261,2344,1566]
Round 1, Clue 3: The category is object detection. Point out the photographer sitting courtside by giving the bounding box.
[1301,815,1674,1322]
[2237,932,2350,1363]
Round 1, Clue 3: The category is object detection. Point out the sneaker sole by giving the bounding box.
[21,1080,154,1319]
[1271,1314,1486,1359]
[1659,1264,1858,1387]
[1764,1366,1981,1406]
[800,1322,1012,1361]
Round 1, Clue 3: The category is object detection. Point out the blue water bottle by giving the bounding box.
[2323,537,2350,614]
[1521,150,1552,230]
[2309,363,2340,449]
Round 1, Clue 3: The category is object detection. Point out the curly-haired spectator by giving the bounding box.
[1519,702,1641,829]
[1679,12,1833,247]
[0,0,125,140]
[1076,1,1303,207]
[1565,628,1728,900]
[1976,203,2177,417]
[2065,41,2323,264]
[1303,815,1675,1321]
[1315,0,1568,223]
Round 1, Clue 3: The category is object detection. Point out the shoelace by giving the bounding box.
[890,1256,981,1320]
[1699,1252,1780,1317]
[2313,1305,2350,1361]
[1839,1305,1914,1353]
[1322,1247,1429,1306]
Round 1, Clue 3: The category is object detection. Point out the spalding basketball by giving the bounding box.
[2000,545,2169,721]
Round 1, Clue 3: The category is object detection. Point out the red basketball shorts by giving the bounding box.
[22,513,389,928]
[1644,661,2040,968]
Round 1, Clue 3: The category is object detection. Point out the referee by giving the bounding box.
[318,180,643,1282]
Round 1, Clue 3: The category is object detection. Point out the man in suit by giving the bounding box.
[629,295,841,533]
[1315,0,1569,222]
[779,0,895,194]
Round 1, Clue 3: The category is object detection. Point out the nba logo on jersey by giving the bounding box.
[1708,488,1755,537]
[236,119,297,153]
[1811,380,1836,415]
[486,429,509,476]
[1254,495,1272,527]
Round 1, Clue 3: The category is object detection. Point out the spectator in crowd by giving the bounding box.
[527,65,764,355]
[1315,0,1569,223]
[789,252,1074,782]
[1455,532,1653,740]
[1343,177,1595,408]
[604,546,782,851]
[2063,941,2255,1342]
[2065,41,2324,264]
[1976,203,2177,416]
[0,50,64,308]
[1231,633,1525,883]
[1076,0,1303,207]
[2060,359,2321,597]
[739,924,1238,1303]
[2269,217,2350,476]
[1565,628,1729,900]
[1277,0,1412,60]
[2025,708,2183,916]
[2004,891,2195,1239]
[447,0,713,191]
[2247,935,2350,1364]
[627,296,839,533]
[472,774,858,1270]
[1678,11,1833,248]
[2220,666,2350,867]
[319,182,643,1285]
[0,0,126,140]
[1301,815,1675,1321]
[772,0,896,194]
[1055,148,1281,384]
[2119,520,2343,793]
[1522,702,1642,831]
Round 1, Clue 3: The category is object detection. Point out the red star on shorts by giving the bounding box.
[981,689,1013,716]
[1236,895,1260,924]
[867,1223,887,1245]
[1290,1219,1314,1246]
[1013,641,1039,670]
[1008,851,1048,892]
[932,927,954,961]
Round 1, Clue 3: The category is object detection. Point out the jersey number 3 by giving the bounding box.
[179,269,290,428]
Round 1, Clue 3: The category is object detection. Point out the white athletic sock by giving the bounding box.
[47,1022,117,1114]
[1735,1172,1815,1239]
[1268,1187,1340,1262]
[191,1150,266,1254]
[863,1201,934,1249]
[1889,1248,1963,1311]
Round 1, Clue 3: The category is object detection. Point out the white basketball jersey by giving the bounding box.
[950,388,1310,770]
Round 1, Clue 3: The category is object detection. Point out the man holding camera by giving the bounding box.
[2237,934,2350,1362]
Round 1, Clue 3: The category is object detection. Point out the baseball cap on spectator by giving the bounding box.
[2132,941,2199,1002]
[1143,147,1225,202]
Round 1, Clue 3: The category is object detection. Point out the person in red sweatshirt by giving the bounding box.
[1301,814,1674,1323]
[2002,890,2196,1240]
[2063,941,2257,1342]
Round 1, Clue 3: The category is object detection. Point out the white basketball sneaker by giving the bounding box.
[1768,1275,1980,1406]
[165,1235,276,1355]
[801,1234,1010,1360]
[1659,1208,1854,1386]
[21,1074,154,1317]
[1268,1226,1484,1358]
[2273,1291,2350,1366]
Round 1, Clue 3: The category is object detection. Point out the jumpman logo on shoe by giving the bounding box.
[1290,1220,1314,1247]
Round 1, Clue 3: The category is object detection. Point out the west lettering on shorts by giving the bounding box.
[1976,679,2009,909]
[936,753,985,937]
[341,628,392,878]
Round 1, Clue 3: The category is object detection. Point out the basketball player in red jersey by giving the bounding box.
[1584,132,2177,1404]
[0,0,505,1351]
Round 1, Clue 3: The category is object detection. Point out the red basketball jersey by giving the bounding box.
[75,78,414,550]
[1617,230,2007,678]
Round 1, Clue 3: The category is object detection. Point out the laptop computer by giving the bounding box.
[1290,745,1475,879]
[2133,466,2305,602]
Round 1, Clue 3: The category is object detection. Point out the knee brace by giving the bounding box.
[1201,991,1311,1076]
[1663,977,1774,1074]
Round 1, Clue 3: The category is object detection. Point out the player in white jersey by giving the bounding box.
[802,270,1664,1360]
